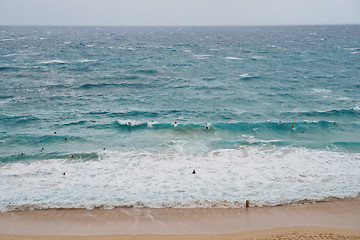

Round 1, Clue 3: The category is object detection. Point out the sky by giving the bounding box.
[0,0,359,26]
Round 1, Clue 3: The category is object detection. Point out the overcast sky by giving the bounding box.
[0,0,359,26]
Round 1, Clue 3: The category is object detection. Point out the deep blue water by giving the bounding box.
[0,25,359,210]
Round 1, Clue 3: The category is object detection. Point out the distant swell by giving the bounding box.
[300,109,360,118]
[77,82,159,89]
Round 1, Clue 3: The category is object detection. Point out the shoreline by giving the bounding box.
[0,227,360,240]
[0,197,359,238]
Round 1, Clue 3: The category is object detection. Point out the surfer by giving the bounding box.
[192,170,196,174]
[128,122,131,126]
[291,124,294,129]
[174,121,178,127]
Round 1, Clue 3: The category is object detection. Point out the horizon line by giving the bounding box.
[1,23,360,28]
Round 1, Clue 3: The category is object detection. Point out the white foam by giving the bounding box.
[39,60,66,64]
[117,119,143,126]
[338,97,350,101]
[1,38,15,42]
[193,54,212,59]
[225,57,242,60]
[240,73,251,78]
[344,47,360,51]
[147,121,159,128]
[239,73,259,80]
[2,53,17,57]
[1,146,359,211]
[311,88,332,93]
[77,59,97,63]
[251,55,266,60]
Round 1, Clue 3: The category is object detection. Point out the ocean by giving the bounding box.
[0,25,359,211]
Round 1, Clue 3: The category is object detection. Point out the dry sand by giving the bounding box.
[0,198,359,240]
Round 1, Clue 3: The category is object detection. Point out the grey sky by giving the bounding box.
[0,0,359,26]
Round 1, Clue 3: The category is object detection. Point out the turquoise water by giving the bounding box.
[0,25,359,211]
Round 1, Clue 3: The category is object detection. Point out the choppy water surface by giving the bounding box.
[0,25,359,211]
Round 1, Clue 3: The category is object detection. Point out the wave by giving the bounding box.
[85,109,193,119]
[133,69,158,75]
[239,73,260,80]
[2,119,358,165]
[297,108,360,118]
[98,75,139,81]
[0,66,19,72]
[0,66,48,72]
[77,82,159,90]
[63,120,88,126]
[109,120,359,151]
[0,114,40,125]
[0,95,14,100]
[3,197,359,213]
[0,150,99,164]
[111,120,340,132]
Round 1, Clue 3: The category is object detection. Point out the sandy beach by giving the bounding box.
[0,197,359,239]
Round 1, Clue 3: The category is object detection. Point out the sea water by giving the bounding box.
[0,25,359,211]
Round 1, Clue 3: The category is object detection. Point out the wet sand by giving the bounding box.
[0,198,359,239]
